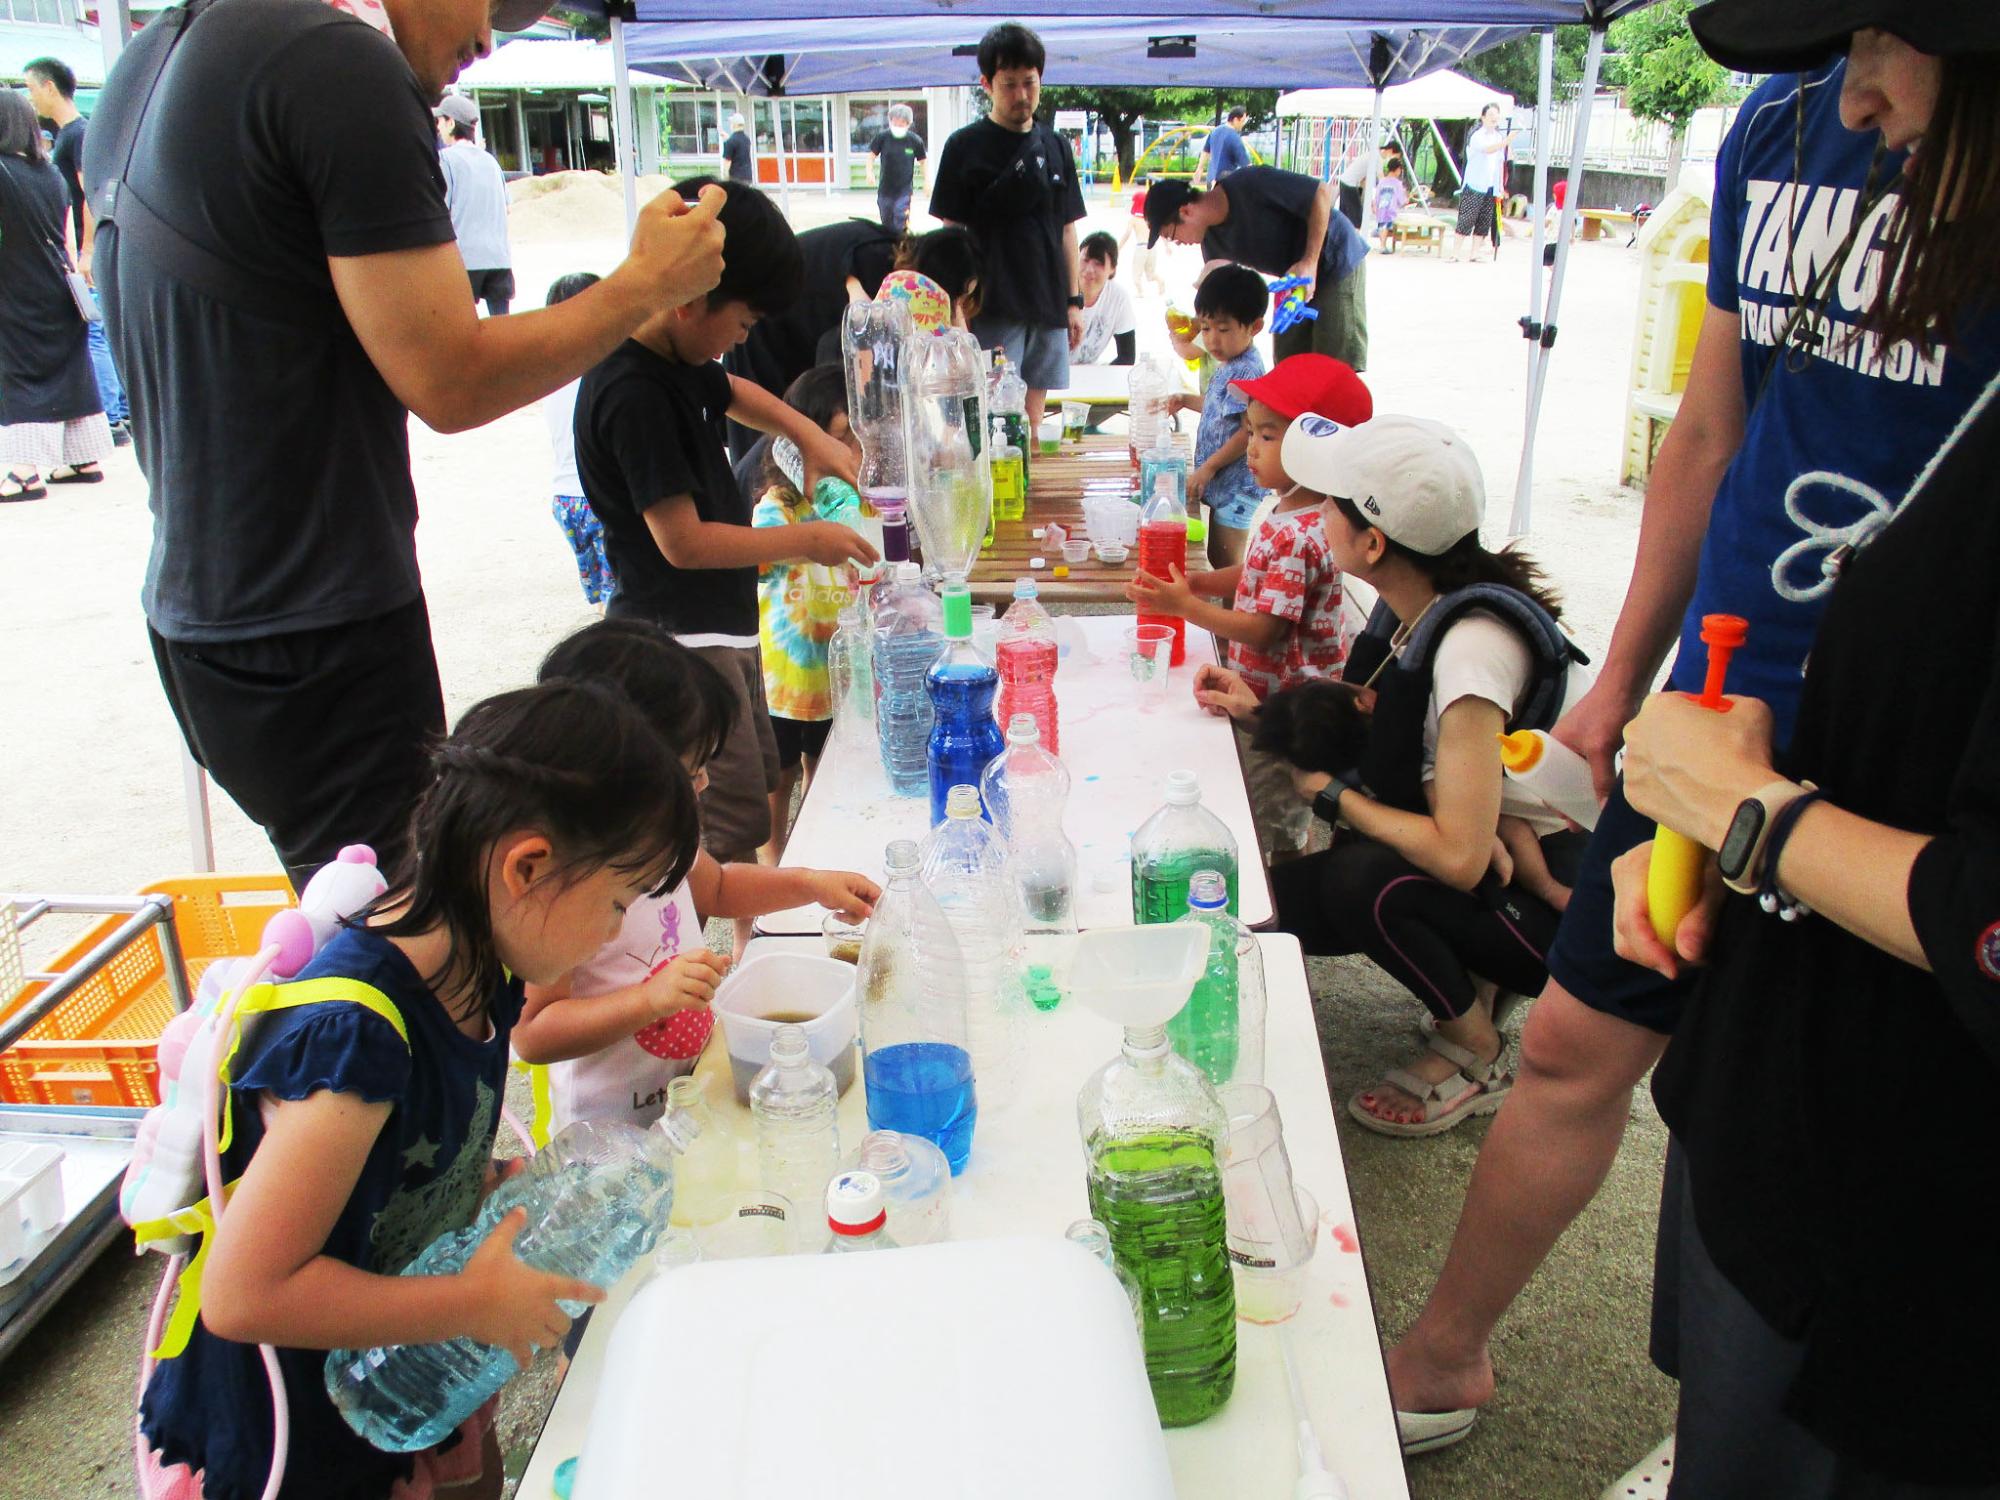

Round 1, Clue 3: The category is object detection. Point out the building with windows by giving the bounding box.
[1,0,103,91]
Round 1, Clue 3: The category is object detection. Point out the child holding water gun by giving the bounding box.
[137,681,702,1500]
[513,619,878,1135]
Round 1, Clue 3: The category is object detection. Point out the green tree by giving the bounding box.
[1037,87,1278,181]
[1459,28,1591,106]
[1606,0,1737,181]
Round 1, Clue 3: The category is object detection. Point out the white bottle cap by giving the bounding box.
[826,1170,888,1235]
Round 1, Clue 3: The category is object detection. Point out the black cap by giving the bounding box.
[1689,0,2000,74]
[492,0,553,32]
[1144,180,1196,248]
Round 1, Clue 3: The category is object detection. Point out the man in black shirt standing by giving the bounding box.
[868,104,925,233]
[23,55,130,446]
[722,113,754,184]
[928,23,1086,433]
[83,0,727,889]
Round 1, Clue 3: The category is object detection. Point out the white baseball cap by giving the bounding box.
[1281,413,1485,556]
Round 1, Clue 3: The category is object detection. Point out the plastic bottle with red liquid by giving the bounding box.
[1137,474,1189,667]
[995,577,1059,754]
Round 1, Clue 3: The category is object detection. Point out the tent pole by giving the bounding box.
[100,0,131,69]
[1510,24,1604,537]
[1518,27,1556,521]
[181,747,215,874]
[773,99,794,218]
[1367,87,1384,229]
[610,14,639,238]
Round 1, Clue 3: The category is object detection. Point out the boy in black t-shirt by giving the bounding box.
[574,177,876,956]
[928,23,1087,434]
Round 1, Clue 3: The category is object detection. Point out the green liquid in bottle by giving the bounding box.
[1131,851,1239,925]
[1167,929,1239,1086]
[1086,1130,1236,1427]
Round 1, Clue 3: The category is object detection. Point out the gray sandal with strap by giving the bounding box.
[1348,1035,1513,1138]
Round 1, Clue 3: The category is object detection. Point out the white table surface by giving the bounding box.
[756,615,1275,936]
[517,932,1408,1500]
[1048,362,1136,405]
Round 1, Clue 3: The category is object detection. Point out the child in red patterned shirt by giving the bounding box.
[1127,354,1373,861]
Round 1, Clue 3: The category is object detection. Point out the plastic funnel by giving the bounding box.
[1067,925,1211,1030]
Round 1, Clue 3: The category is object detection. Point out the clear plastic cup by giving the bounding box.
[695,1187,801,1259]
[1096,543,1130,565]
[822,911,866,964]
[1129,624,1175,712]
[1232,1184,1319,1324]
[1062,400,1090,442]
[1218,1083,1317,1322]
[1061,539,1092,567]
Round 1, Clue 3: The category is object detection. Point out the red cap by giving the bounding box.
[1230,355,1373,429]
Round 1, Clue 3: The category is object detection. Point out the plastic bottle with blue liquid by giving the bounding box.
[925,582,1005,825]
[871,561,944,797]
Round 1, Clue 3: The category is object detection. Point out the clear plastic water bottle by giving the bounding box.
[325,1109,699,1452]
[901,328,992,583]
[871,562,943,797]
[822,1171,898,1254]
[858,839,976,1173]
[1131,770,1240,924]
[980,714,1077,937]
[1067,1216,1144,1332]
[841,1129,951,1246]
[994,578,1059,754]
[923,784,1026,1101]
[926,583,1005,825]
[843,296,911,517]
[990,351,1031,490]
[664,1075,739,1230]
[826,603,874,751]
[989,419,1025,524]
[1170,871,1267,1088]
[1136,474,1189,668]
[749,1023,840,1223]
[1126,352,1173,464]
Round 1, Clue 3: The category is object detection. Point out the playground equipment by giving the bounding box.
[1620,187,1712,487]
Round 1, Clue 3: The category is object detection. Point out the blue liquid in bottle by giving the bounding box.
[863,1041,977,1174]
[926,583,1004,824]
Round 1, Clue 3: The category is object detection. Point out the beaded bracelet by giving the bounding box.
[1756,787,1824,921]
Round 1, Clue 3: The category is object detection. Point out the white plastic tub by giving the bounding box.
[713,951,858,1103]
[0,1141,64,1271]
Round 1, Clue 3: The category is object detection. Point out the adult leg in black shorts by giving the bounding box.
[764,715,832,864]
[149,598,448,891]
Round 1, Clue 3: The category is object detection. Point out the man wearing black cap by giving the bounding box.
[1147,164,1370,369]
[1385,1,2000,1479]
[83,0,728,890]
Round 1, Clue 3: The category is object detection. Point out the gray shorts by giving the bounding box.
[683,643,781,860]
[969,314,1071,392]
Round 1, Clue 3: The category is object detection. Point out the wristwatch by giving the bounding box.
[1716,779,1813,894]
[1312,773,1363,827]
[1067,293,1086,309]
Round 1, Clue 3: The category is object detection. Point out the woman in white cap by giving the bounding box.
[1197,415,1592,1136]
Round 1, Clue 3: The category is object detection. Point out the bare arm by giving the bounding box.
[1552,303,1746,793]
[646,494,873,572]
[1063,221,1084,351]
[513,952,729,1064]
[1125,568,1285,650]
[729,375,861,488]
[1191,424,1250,499]
[330,185,726,434]
[687,850,879,922]
[1292,184,1333,292]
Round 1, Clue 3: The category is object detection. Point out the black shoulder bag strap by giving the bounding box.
[90,0,335,327]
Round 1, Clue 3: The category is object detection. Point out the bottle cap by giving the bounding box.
[1187,870,1230,910]
[826,1170,888,1234]
[896,561,922,583]
[1006,713,1039,744]
[945,784,981,820]
[767,1023,810,1067]
[1164,769,1202,806]
[884,838,922,877]
[1496,729,1543,773]
[941,582,973,638]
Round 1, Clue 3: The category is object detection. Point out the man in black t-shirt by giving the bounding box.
[1146,166,1371,371]
[868,104,926,233]
[23,54,130,443]
[928,23,1086,432]
[83,0,729,889]
[722,115,754,184]
[573,177,875,954]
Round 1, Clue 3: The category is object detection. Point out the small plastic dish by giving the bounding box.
[1096,542,1130,565]
[1061,539,1092,566]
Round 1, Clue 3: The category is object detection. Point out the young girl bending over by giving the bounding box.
[138,682,703,1500]
[515,618,878,1133]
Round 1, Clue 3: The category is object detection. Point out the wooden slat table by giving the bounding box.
[967,434,1140,604]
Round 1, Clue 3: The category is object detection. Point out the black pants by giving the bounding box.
[467,267,515,317]
[149,599,447,890]
[1337,180,1365,229]
[1271,833,1578,1021]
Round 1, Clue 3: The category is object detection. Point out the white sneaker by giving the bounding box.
[1600,1435,1675,1500]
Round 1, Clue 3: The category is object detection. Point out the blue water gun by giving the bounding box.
[1268,275,1319,334]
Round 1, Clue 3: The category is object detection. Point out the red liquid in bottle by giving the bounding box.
[1138,518,1189,666]
[995,633,1060,754]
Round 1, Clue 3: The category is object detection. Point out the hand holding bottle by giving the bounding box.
[639,949,730,1019]
[456,1209,603,1368]
[798,521,880,569]
[1125,562,1196,619]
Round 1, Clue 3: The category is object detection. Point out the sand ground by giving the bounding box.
[0,183,1671,1499]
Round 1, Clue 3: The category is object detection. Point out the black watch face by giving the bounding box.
[1717,800,1766,879]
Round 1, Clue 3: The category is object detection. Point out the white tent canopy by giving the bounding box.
[457,38,619,92]
[1278,69,1512,120]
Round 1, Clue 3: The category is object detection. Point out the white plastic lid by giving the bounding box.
[826,1170,887,1233]
[1164,769,1202,806]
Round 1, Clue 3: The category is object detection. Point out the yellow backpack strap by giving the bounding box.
[142,976,411,1358]
[517,1060,555,1150]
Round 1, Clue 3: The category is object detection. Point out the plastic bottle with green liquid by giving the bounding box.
[1130,769,1239,924]
[1076,929,1237,1427]
[1168,869,1266,1088]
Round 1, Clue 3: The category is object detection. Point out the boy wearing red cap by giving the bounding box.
[1128,353,1372,859]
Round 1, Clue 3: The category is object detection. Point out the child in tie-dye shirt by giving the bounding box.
[751,366,866,857]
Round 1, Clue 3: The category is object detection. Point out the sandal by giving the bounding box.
[0,471,46,503]
[1348,1035,1512,1138]
[47,463,103,484]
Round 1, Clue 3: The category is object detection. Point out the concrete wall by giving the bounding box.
[1505,162,1666,212]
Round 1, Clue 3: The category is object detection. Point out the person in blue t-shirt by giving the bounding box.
[1386,35,2000,1461]
[1198,106,1252,185]
[138,680,702,1500]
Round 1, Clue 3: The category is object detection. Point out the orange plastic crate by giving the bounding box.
[0,874,295,1108]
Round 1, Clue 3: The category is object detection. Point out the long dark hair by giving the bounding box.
[1331,494,1564,620]
[0,90,49,166]
[1863,52,2000,353]
[537,618,739,772]
[895,225,983,321]
[374,681,700,1017]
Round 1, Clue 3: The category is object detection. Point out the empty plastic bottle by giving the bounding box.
[1170,871,1267,1088]
[1067,1216,1144,1332]
[664,1075,739,1230]
[871,562,944,797]
[326,1109,699,1452]
[923,784,1026,1101]
[980,714,1077,938]
[843,296,911,516]
[749,1024,841,1224]
[826,604,875,752]
[823,1170,898,1254]
[926,583,1005,825]
[858,839,976,1173]
[1126,352,1173,465]
[1131,770,1240,925]
[841,1129,951,1246]
[994,577,1059,753]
